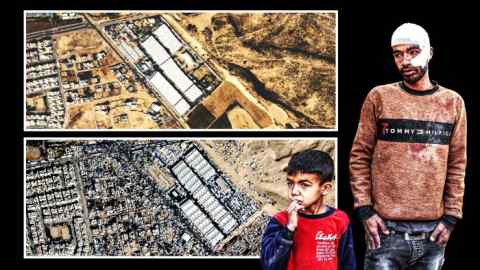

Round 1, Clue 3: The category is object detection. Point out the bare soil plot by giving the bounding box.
[26,146,43,161]
[26,95,48,113]
[202,81,273,128]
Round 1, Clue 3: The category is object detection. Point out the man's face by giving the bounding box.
[286,172,331,209]
[392,44,429,84]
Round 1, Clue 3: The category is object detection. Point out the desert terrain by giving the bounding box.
[176,13,336,128]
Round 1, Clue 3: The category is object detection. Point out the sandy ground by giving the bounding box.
[53,27,179,129]
[176,13,336,128]
[26,95,48,113]
[226,106,259,129]
[66,93,166,129]
[26,146,42,161]
[88,12,140,24]
[67,106,97,129]
[49,225,71,241]
[267,102,297,128]
[54,29,105,56]
[201,81,273,128]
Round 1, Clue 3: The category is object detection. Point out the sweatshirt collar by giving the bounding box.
[298,206,335,219]
[399,80,439,96]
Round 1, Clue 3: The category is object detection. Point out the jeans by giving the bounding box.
[364,232,445,270]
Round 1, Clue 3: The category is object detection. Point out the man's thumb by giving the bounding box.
[430,227,440,242]
[377,218,389,235]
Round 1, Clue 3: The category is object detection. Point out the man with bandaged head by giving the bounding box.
[349,23,467,269]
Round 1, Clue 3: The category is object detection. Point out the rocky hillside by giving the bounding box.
[178,13,336,128]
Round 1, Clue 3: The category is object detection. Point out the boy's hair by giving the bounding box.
[286,149,334,182]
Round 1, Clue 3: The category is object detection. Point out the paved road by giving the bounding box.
[82,13,189,128]
[27,22,89,39]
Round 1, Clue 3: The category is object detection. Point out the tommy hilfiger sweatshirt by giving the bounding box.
[349,81,467,221]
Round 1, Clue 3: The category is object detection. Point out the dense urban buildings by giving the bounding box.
[25,140,264,256]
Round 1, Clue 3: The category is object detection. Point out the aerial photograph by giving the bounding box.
[25,11,337,130]
[24,139,336,256]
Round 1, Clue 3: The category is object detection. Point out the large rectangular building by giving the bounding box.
[171,148,239,238]
[179,199,224,247]
[148,72,191,116]
[149,72,182,105]
[160,58,194,92]
[140,36,170,66]
[153,24,183,54]
[185,148,217,181]
[158,59,203,103]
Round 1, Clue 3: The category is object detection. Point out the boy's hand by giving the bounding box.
[362,214,389,250]
[286,200,305,231]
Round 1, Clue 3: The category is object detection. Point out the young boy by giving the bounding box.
[260,149,356,270]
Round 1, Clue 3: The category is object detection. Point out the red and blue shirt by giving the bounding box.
[260,206,356,270]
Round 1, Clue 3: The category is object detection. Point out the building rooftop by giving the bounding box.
[153,24,183,55]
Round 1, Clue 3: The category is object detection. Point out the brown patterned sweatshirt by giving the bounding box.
[349,81,467,221]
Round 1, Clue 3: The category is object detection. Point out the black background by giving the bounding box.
[14,1,476,269]
[338,4,476,270]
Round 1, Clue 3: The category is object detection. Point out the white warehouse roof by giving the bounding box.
[154,24,183,54]
[180,199,224,247]
[141,36,170,66]
[184,84,203,103]
[149,72,182,107]
[160,58,194,92]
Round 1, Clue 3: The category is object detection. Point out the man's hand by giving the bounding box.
[362,214,389,250]
[286,200,305,231]
[430,222,452,246]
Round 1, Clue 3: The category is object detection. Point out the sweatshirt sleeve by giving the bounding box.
[260,217,293,270]
[443,95,467,219]
[338,222,357,270]
[349,90,378,209]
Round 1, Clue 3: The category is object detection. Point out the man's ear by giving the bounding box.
[429,46,434,61]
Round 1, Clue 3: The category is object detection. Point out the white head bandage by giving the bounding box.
[391,23,431,68]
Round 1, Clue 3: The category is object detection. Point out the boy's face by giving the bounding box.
[286,172,332,210]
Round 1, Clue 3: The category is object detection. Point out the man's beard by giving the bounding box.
[400,65,427,84]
